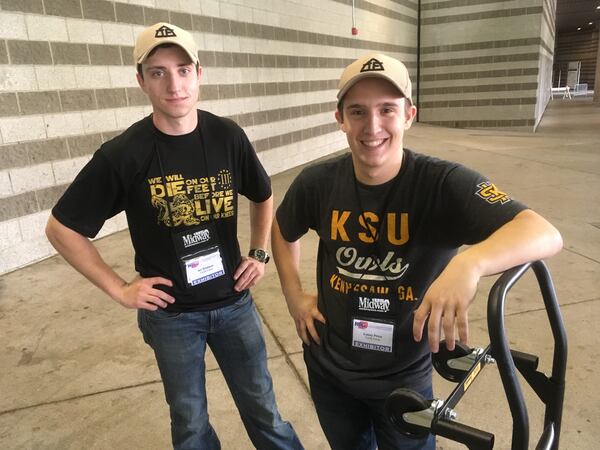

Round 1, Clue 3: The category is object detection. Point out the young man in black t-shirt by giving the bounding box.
[46,23,303,450]
[271,53,563,450]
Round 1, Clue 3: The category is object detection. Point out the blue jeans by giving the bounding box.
[138,293,303,450]
[308,367,435,450]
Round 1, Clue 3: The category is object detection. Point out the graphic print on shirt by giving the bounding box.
[147,169,234,226]
[475,181,511,204]
[328,209,417,308]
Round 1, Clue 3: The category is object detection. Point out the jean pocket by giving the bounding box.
[233,292,252,307]
[144,308,183,322]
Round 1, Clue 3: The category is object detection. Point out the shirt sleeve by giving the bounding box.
[276,169,316,242]
[237,129,272,203]
[52,150,126,238]
[441,164,528,245]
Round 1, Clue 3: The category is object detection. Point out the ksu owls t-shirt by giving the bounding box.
[53,110,271,311]
[276,150,527,398]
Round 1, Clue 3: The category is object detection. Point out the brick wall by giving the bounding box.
[534,0,556,129]
[0,0,418,274]
[417,0,550,130]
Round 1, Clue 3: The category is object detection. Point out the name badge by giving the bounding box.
[352,318,395,353]
[183,246,225,286]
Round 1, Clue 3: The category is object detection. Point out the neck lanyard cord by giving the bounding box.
[351,164,402,256]
[153,123,234,274]
[154,141,174,227]
[153,122,210,229]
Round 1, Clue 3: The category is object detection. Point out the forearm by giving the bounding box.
[46,215,127,302]
[272,218,324,343]
[414,209,562,351]
[271,218,303,298]
[249,195,273,250]
[455,209,563,277]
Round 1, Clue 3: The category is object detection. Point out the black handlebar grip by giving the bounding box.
[433,419,495,450]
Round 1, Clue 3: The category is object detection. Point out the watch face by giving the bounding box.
[250,249,269,263]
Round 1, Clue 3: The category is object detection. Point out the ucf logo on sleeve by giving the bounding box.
[475,181,511,204]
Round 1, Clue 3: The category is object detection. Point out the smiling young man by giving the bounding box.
[45,23,302,450]
[271,53,563,449]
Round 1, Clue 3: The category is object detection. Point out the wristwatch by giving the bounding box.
[248,248,270,264]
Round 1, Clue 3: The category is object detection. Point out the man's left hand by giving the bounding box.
[412,255,480,353]
[233,256,266,291]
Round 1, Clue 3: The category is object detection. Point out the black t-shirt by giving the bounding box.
[53,110,271,311]
[276,150,527,399]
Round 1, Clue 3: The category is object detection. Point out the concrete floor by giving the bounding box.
[1,97,599,449]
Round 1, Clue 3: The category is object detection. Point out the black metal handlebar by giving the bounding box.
[433,419,495,449]
[487,260,567,450]
[387,261,567,449]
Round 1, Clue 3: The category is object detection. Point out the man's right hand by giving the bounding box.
[117,276,175,310]
[286,291,326,345]
[45,215,176,311]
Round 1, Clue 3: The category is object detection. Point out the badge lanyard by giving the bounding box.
[349,163,404,354]
[308,161,403,355]
[153,125,218,231]
[351,163,403,262]
[153,124,233,278]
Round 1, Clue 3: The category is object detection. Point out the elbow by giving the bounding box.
[537,217,563,259]
[45,216,57,244]
[271,218,283,255]
[45,215,70,251]
[547,225,563,256]
[521,209,563,258]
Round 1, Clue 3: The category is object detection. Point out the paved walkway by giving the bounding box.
[1,97,599,449]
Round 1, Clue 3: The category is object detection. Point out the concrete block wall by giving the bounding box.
[554,29,599,91]
[534,0,556,129]
[418,0,549,130]
[0,0,418,275]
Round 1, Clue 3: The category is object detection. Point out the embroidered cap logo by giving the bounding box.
[155,25,177,38]
[134,22,199,66]
[360,58,385,73]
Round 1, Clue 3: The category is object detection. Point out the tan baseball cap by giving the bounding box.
[134,22,199,65]
[337,53,412,104]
